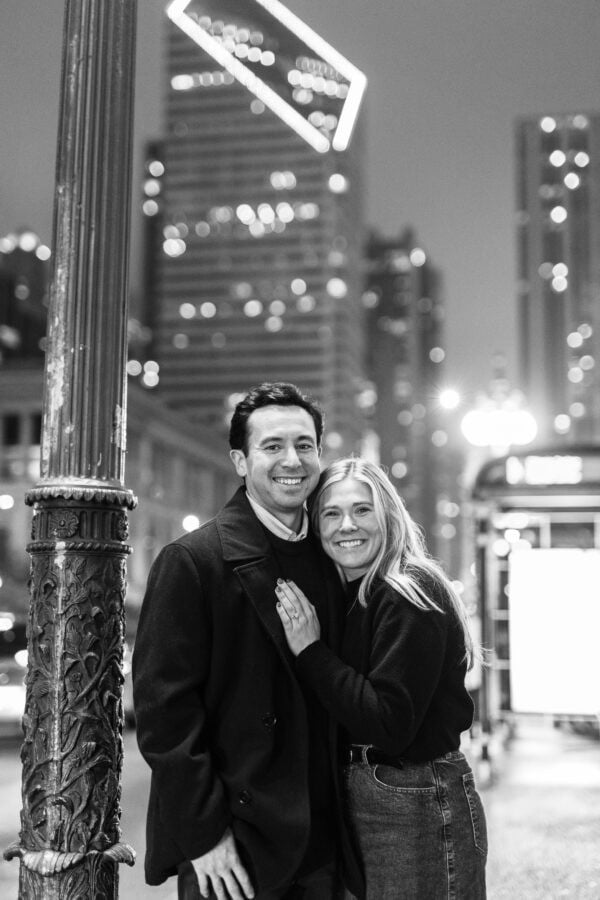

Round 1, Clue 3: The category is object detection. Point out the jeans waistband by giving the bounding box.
[343,744,466,767]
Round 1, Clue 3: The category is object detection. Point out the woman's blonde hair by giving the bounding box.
[311,457,476,668]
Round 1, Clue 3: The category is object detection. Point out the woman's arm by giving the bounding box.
[276,579,448,755]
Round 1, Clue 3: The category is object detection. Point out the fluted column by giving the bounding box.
[3,2,138,897]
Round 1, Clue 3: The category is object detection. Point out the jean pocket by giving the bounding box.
[372,763,437,794]
[462,772,488,855]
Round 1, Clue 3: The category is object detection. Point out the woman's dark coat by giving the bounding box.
[133,487,360,894]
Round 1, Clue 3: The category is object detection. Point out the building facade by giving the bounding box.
[364,228,461,561]
[0,363,238,620]
[0,233,239,621]
[137,3,368,454]
[515,112,600,443]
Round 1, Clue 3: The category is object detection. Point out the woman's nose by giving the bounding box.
[340,514,358,531]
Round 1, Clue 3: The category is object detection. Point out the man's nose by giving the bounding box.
[281,445,301,467]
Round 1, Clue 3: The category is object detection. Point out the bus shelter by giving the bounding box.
[471,445,600,753]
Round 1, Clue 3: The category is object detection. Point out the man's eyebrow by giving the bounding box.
[256,433,316,444]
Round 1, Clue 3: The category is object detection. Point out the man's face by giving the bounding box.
[230,405,321,527]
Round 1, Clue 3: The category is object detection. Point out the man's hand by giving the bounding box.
[191,827,254,899]
[275,579,321,656]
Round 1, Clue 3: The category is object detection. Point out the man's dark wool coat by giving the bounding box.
[133,487,363,896]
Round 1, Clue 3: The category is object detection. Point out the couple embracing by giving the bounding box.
[133,382,487,900]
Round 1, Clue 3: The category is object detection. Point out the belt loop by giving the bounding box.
[361,744,372,765]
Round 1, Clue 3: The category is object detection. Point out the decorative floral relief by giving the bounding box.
[48,510,80,539]
[20,547,127,858]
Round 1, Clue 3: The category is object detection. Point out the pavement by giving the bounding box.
[1,715,599,898]
[466,715,600,899]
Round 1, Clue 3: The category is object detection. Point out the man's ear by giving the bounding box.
[230,449,247,477]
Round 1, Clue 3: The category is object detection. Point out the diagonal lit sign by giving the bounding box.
[166,0,367,153]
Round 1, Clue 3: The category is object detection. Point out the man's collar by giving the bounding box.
[245,493,308,541]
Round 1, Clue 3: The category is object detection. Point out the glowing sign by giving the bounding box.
[166,0,367,153]
[509,549,600,715]
[506,455,583,486]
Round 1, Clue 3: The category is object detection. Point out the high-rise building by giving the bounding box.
[364,228,458,558]
[515,112,600,443]
[139,2,367,454]
[0,230,50,363]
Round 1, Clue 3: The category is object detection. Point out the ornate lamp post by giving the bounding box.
[3,1,137,896]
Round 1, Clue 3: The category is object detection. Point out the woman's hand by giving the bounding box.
[275,579,321,656]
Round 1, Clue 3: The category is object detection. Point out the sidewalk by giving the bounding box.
[469,715,600,899]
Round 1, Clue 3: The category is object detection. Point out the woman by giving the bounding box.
[275,458,487,900]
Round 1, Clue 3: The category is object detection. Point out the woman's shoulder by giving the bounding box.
[370,568,452,615]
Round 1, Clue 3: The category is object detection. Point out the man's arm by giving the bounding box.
[133,542,232,863]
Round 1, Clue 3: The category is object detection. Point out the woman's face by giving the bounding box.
[318,477,383,580]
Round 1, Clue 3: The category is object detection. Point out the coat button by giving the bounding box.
[261,712,277,730]
[238,790,252,805]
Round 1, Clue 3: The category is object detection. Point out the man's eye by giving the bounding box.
[263,444,282,452]
[297,443,315,452]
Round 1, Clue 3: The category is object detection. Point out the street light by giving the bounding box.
[461,389,537,453]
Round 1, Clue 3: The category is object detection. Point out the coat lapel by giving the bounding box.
[216,488,296,667]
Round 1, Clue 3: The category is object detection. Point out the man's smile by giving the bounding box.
[273,476,305,485]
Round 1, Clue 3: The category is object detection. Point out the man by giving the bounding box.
[133,382,351,900]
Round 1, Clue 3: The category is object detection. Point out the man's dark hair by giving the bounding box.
[229,382,324,453]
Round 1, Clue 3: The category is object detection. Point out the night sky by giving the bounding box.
[1,0,599,399]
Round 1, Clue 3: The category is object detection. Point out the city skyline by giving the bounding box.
[1,0,600,403]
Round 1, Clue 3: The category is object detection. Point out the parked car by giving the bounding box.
[0,612,27,738]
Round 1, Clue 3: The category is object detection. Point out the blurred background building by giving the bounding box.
[363,227,460,559]
[136,2,368,456]
[515,112,600,443]
[0,231,238,622]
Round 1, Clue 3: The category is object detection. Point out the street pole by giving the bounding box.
[3,1,138,896]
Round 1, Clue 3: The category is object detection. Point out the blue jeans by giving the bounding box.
[342,749,487,899]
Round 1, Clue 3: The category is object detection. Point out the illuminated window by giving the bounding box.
[326,278,347,298]
[297,294,315,312]
[179,303,196,319]
[269,300,286,316]
[200,302,217,318]
[549,150,566,167]
[328,173,348,193]
[291,278,307,295]
[265,316,283,332]
[244,300,263,317]
[410,248,426,267]
[391,461,408,479]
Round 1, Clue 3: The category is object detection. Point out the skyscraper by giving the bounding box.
[515,112,600,443]
[364,228,454,553]
[139,1,368,454]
